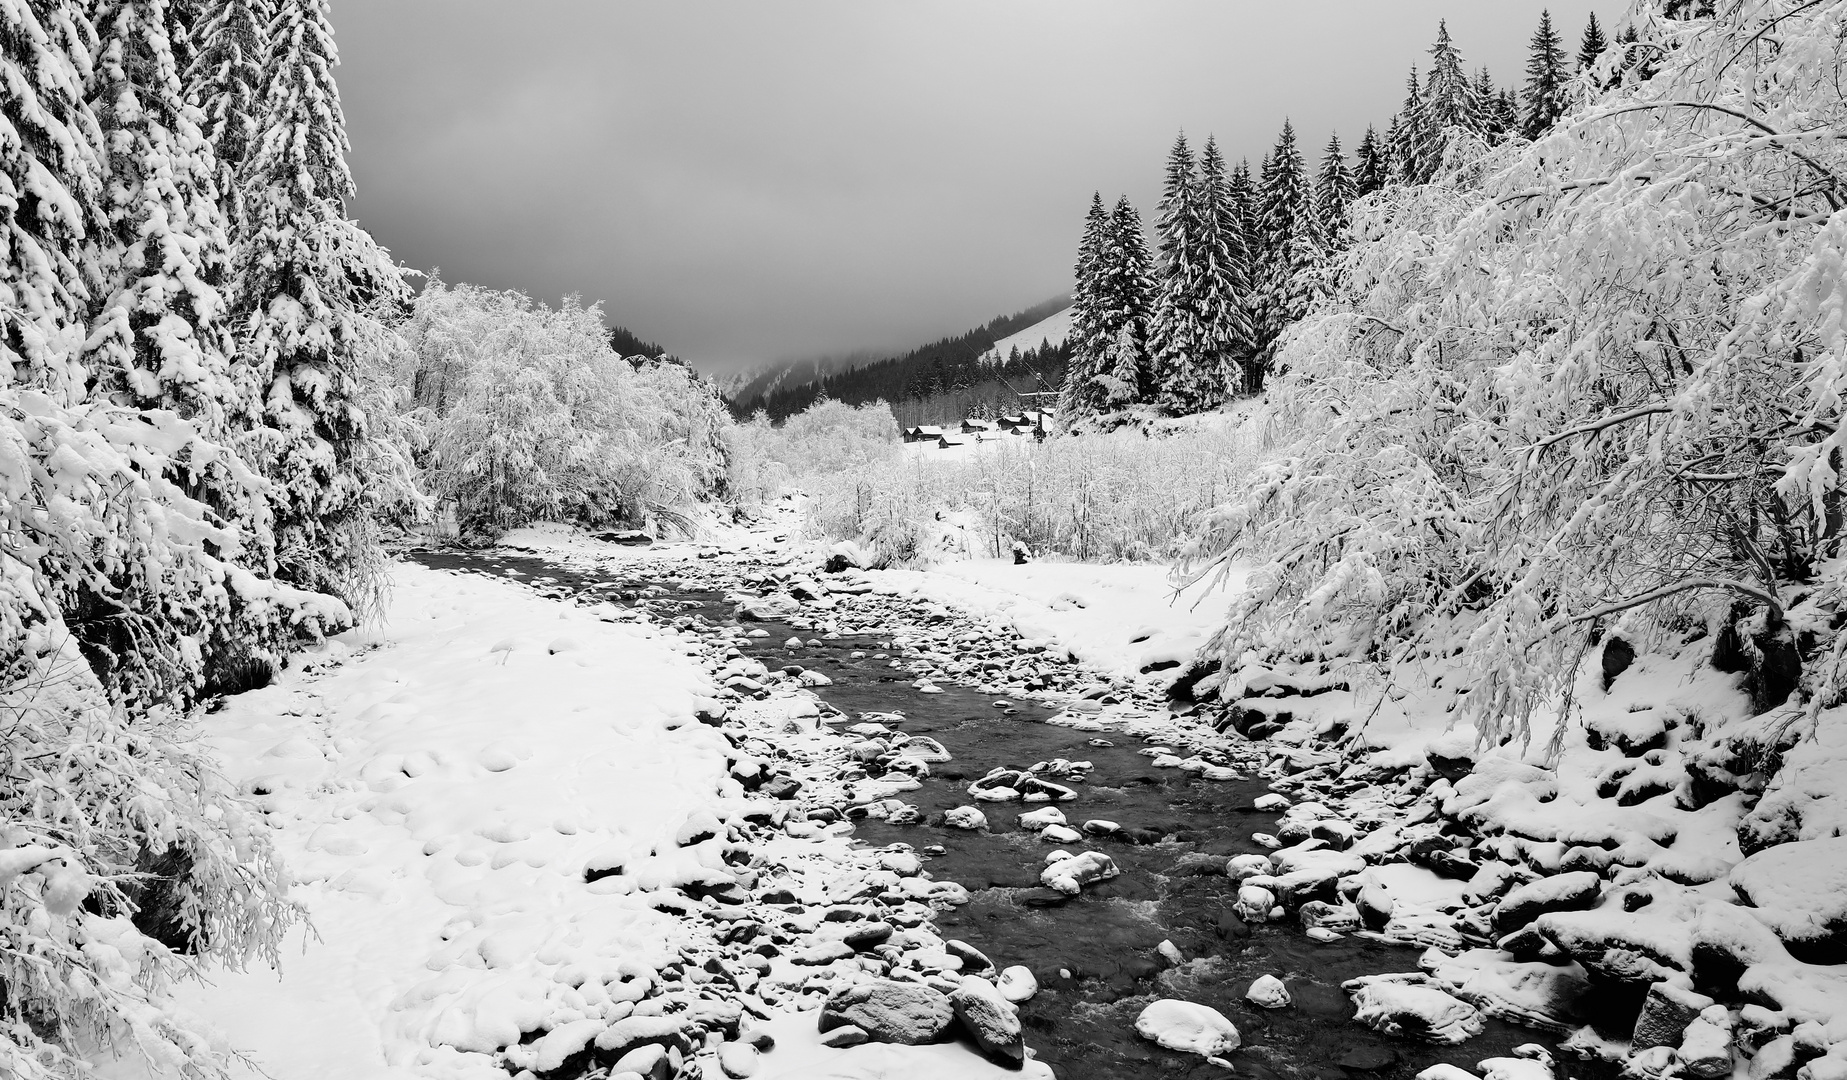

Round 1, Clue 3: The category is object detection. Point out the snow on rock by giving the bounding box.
[817,980,955,1046]
[1424,949,1590,1033]
[1345,977,1486,1044]
[949,975,1025,1067]
[945,806,987,830]
[1246,974,1292,1009]
[1133,999,1241,1057]
[1492,871,1601,935]
[1040,850,1119,895]
[1729,837,1847,962]
[997,965,1038,1003]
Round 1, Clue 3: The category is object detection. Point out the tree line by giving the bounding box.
[1062,9,1632,426]
[731,295,1071,423]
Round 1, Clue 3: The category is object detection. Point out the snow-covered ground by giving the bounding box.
[979,306,1071,364]
[105,562,733,1079]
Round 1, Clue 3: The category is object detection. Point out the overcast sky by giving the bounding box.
[329,1,1618,373]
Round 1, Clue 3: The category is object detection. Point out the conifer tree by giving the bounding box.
[1,0,105,403]
[1577,12,1608,79]
[84,0,242,429]
[1423,21,1480,141]
[1522,9,1570,139]
[1353,126,1388,197]
[188,0,271,265]
[1059,192,1114,420]
[1313,132,1355,253]
[240,0,408,604]
[1147,132,1218,413]
[1390,67,1432,184]
[1095,197,1155,407]
[1228,158,1261,267]
[1253,120,1314,386]
[1197,136,1254,400]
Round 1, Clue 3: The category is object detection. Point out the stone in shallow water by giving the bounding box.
[1041,850,1119,895]
[1247,974,1292,1009]
[1133,999,1241,1057]
[950,975,1025,1067]
[944,805,986,830]
[1346,978,1485,1044]
[997,965,1038,1002]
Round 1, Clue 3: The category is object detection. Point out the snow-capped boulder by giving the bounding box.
[1133,999,1240,1057]
[949,975,1024,1066]
[1728,836,1847,963]
[1632,982,1715,1050]
[1347,979,1485,1044]
[818,980,955,1045]
[1492,871,1601,934]
[997,965,1038,1002]
[1018,806,1066,830]
[1040,850,1118,895]
[1677,1006,1735,1080]
[1247,975,1292,1009]
[944,806,987,830]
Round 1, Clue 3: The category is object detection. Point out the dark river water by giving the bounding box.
[409,547,1602,1080]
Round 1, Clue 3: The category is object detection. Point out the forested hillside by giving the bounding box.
[730,295,1071,424]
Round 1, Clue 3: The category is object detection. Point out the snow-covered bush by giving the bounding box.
[799,417,1258,564]
[1180,0,1847,746]
[726,397,903,510]
[1,634,294,1080]
[399,281,729,537]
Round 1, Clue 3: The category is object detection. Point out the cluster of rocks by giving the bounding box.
[1197,654,1847,1080]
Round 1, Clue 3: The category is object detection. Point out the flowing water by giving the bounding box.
[409,547,1606,1080]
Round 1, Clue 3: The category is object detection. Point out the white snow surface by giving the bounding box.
[980,305,1072,364]
[872,558,1238,681]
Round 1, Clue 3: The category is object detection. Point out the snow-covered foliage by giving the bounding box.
[237,0,410,606]
[803,415,1261,564]
[399,281,730,537]
[726,396,901,511]
[1182,0,1847,747]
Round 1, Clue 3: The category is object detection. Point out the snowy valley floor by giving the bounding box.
[96,519,1847,1080]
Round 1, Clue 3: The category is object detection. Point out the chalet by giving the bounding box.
[960,418,995,434]
[936,433,969,449]
[996,414,1028,429]
[904,425,944,443]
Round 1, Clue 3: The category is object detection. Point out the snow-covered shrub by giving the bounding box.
[399,281,728,537]
[801,417,1258,563]
[1,634,294,1080]
[725,397,903,510]
[1180,0,1847,745]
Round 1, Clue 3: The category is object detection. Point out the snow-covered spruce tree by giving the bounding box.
[2,0,105,402]
[1521,9,1570,139]
[1180,0,1847,750]
[1313,132,1355,254]
[239,0,409,609]
[1196,136,1255,400]
[1422,20,1484,161]
[1353,126,1389,197]
[84,0,244,429]
[1093,196,1156,408]
[1252,120,1315,385]
[1147,132,1217,413]
[186,0,271,276]
[1389,67,1432,184]
[1058,192,1114,421]
[1577,11,1608,80]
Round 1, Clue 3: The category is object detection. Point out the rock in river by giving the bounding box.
[1134,999,1241,1058]
[818,980,955,1045]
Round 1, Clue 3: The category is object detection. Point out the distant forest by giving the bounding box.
[730,296,1072,425]
[607,323,668,359]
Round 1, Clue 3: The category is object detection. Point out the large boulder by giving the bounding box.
[950,975,1025,1067]
[818,980,955,1045]
[1133,999,1240,1058]
[1347,979,1486,1045]
[1492,871,1602,935]
[1041,851,1118,895]
[1727,837,1847,963]
[1632,982,1715,1051]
